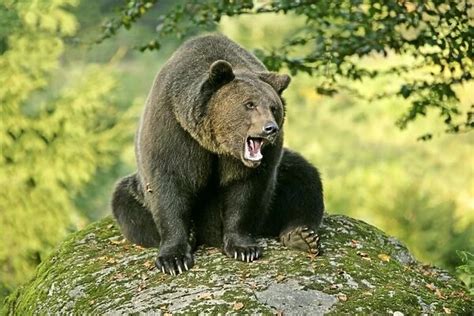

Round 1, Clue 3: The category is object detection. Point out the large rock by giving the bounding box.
[3,215,472,314]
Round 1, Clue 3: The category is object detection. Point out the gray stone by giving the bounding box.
[256,280,337,314]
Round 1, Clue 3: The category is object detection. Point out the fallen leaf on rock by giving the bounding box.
[197,292,213,300]
[421,264,432,270]
[337,293,348,302]
[111,273,125,281]
[443,307,451,314]
[106,258,117,264]
[435,288,445,299]
[275,274,286,282]
[241,272,251,279]
[350,239,360,248]
[378,253,390,262]
[233,302,244,310]
[330,284,342,290]
[137,282,146,292]
[143,260,155,270]
[450,290,467,298]
[206,247,220,254]
[425,283,436,291]
[110,239,125,245]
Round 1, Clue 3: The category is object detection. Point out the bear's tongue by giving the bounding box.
[245,137,263,161]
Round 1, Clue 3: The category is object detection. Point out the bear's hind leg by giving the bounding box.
[111,173,160,248]
[266,149,324,255]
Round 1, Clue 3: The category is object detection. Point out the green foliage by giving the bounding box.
[456,251,474,295]
[0,2,20,54]
[101,0,473,137]
[0,0,136,294]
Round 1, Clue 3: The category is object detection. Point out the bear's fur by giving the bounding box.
[112,34,324,275]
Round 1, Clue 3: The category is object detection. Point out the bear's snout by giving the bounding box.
[263,121,279,136]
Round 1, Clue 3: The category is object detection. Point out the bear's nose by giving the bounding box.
[263,122,279,135]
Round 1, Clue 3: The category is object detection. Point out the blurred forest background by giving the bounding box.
[1,0,473,302]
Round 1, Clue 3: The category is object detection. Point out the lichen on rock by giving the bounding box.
[2,215,472,314]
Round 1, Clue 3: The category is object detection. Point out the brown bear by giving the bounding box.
[111,34,324,275]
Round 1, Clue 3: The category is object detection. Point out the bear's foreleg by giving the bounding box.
[221,179,270,262]
[267,149,324,255]
[111,173,161,248]
[148,178,195,275]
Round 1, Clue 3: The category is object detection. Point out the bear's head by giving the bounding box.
[205,60,290,168]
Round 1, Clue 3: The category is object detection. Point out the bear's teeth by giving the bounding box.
[248,138,255,152]
[253,139,262,153]
[245,138,263,161]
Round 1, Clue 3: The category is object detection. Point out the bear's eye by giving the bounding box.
[270,106,277,113]
[245,101,256,109]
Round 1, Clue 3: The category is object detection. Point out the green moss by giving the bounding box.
[2,215,472,315]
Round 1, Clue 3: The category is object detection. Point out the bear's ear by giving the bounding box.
[209,60,235,85]
[258,72,291,94]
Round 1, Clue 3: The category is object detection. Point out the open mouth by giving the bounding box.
[243,137,264,166]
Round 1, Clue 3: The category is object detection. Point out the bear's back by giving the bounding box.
[172,34,266,75]
[158,34,267,101]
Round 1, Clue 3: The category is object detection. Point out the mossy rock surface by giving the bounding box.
[2,215,472,314]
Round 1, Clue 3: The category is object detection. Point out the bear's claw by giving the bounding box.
[224,234,262,263]
[155,253,194,275]
[280,226,321,255]
[226,245,261,263]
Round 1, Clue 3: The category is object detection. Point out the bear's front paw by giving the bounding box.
[280,226,320,255]
[155,244,194,275]
[223,235,262,263]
